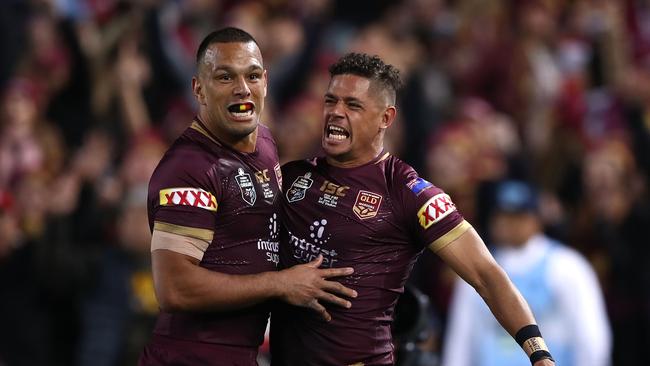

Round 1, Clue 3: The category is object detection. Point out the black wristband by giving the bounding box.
[515,324,542,346]
[515,325,555,365]
[530,350,555,364]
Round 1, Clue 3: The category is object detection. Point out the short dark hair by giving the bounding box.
[196,27,259,66]
[329,53,402,102]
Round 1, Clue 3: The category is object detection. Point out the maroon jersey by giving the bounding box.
[271,152,471,366]
[145,119,281,351]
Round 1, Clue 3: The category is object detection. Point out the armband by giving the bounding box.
[515,324,555,365]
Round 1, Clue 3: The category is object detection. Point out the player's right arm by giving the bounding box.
[151,231,356,321]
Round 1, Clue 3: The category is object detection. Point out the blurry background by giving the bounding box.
[0,0,648,365]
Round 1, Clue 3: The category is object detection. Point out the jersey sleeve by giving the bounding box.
[148,147,220,243]
[396,165,471,252]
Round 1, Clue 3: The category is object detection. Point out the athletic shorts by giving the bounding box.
[138,334,259,366]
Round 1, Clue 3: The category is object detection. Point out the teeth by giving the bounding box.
[327,125,347,134]
[327,125,349,140]
[231,110,253,118]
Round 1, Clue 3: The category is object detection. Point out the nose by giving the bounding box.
[233,76,251,98]
[327,100,344,118]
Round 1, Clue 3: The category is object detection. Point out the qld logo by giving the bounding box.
[353,190,382,219]
[235,168,257,206]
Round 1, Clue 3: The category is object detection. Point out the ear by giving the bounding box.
[192,76,206,106]
[380,106,397,129]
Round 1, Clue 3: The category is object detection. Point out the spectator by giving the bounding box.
[443,180,612,366]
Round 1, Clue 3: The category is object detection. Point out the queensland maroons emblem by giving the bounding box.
[353,190,383,219]
[235,168,257,206]
[286,172,314,203]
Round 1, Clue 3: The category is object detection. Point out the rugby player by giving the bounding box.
[138,28,356,366]
[270,53,555,366]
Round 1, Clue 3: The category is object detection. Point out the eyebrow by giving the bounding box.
[324,93,363,104]
[212,65,264,73]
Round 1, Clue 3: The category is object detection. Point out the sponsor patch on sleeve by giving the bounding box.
[407,177,434,196]
[417,193,456,229]
[159,187,218,211]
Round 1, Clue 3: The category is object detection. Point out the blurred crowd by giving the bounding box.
[0,0,649,365]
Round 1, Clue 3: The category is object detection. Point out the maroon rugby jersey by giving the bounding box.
[147,119,281,348]
[271,152,471,366]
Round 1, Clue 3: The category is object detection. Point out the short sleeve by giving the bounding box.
[395,165,470,251]
[148,147,219,242]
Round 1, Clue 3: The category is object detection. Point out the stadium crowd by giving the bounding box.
[0,0,648,365]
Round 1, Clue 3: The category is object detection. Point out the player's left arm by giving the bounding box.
[435,227,555,366]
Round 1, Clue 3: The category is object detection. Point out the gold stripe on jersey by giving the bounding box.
[154,221,214,242]
[428,220,472,252]
[190,121,220,145]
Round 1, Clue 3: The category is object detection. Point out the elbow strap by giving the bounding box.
[515,325,555,365]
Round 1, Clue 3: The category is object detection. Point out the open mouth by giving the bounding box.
[227,102,255,118]
[326,124,350,140]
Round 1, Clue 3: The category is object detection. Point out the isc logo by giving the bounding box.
[320,180,349,197]
[255,169,270,183]
[417,193,456,229]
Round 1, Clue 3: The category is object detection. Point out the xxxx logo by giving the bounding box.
[159,187,218,211]
[417,193,455,229]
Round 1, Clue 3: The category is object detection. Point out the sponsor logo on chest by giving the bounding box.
[257,213,280,266]
[353,190,383,219]
[417,193,456,229]
[254,169,270,183]
[254,168,275,200]
[318,180,350,208]
[287,218,338,267]
[159,187,217,211]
